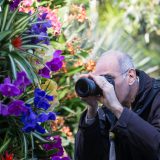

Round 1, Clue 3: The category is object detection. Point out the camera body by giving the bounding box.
[75,75,115,97]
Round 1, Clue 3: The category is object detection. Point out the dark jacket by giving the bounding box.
[75,70,160,160]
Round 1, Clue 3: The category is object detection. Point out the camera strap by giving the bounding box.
[98,107,117,160]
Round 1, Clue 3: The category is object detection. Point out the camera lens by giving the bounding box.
[75,76,115,97]
[75,78,100,97]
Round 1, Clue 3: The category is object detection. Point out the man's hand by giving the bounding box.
[89,73,123,119]
[81,96,98,119]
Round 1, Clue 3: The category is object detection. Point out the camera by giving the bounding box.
[75,75,115,97]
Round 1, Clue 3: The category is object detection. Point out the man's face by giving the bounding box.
[92,55,131,106]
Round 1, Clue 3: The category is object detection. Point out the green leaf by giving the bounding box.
[0,128,9,134]
[20,51,43,62]
[13,52,39,85]
[21,40,32,45]
[16,60,39,85]
[0,13,2,28]
[76,23,86,33]
[32,132,50,143]
[15,21,29,31]
[23,134,28,159]
[40,131,62,137]
[62,137,70,146]
[58,34,66,43]
[1,4,9,32]
[5,7,19,30]
[25,97,34,104]
[14,11,38,29]
[34,148,58,158]
[0,0,4,5]
[8,54,17,80]
[21,44,48,50]
[21,35,48,40]
[14,15,29,26]
[0,138,11,154]
[39,1,50,6]
[47,148,58,156]
[66,66,84,76]
[34,149,47,158]
[62,106,76,114]
[51,41,66,50]
[78,50,89,58]
[0,30,11,41]
[49,0,66,8]
[8,26,27,40]
[34,149,48,158]
[0,51,8,56]
[29,20,50,26]
[30,133,34,159]
[58,89,68,100]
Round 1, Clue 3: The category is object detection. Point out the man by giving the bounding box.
[74,50,160,160]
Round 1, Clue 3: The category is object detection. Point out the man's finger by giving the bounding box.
[79,74,90,79]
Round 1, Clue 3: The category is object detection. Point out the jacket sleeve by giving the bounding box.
[74,110,110,160]
[113,99,160,159]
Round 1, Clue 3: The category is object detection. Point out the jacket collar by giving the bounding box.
[131,70,153,110]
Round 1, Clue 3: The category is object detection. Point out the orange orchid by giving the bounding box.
[74,60,83,67]
[66,42,75,55]
[85,60,96,71]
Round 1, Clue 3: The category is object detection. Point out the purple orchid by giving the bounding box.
[0,103,9,116]
[21,105,40,132]
[52,157,71,160]
[39,50,64,78]
[38,66,50,78]
[29,13,52,45]
[38,112,56,122]
[46,50,64,72]
[34,88,54,110]
[0,71,31,97]
[14,71,31,93]
[8,100,28,116]
[0,77,21,97]
[21,105,56,133]
[9,0,21,11]
[46,58,63,72]
[54,50,64,59]
[43,136,64,157]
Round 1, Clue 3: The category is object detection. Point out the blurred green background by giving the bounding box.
[55,0,160,159]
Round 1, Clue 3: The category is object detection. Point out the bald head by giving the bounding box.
[93,50,138,106]
[95,50,135,75]
[93,50,139,107]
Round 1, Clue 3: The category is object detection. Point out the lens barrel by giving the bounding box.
[75,78,102,97]
[75,76,114,97]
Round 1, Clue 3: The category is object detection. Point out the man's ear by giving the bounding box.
[128,69,137,85]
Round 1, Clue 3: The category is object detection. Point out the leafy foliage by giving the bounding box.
[0,1,70,159]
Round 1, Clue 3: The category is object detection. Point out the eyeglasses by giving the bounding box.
[101,69,129,80]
